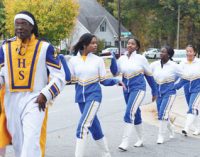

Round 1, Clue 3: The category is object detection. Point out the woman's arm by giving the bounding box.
[110,52,120,76]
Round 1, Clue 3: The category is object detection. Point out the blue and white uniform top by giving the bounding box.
[150,60,182,97]
[110,51,157,96]
[175,58,200,93]
[68,52,119,103]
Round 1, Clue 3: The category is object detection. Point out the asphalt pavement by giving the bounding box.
[5,84,200,157]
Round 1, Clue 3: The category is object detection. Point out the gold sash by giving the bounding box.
[6,35,42,92]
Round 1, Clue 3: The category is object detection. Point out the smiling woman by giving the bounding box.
[110,37,157,151]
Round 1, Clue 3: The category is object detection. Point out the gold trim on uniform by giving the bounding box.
[6,34,42,92]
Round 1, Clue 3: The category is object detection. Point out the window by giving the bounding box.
[100,21,106,32]
[104,41,111,47]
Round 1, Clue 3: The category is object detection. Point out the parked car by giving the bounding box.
[173,49,187,64]
[100,47,126,58]
[144,48,161,59]
[101,47,118,54]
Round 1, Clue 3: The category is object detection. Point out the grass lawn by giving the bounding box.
[104,58,111,68]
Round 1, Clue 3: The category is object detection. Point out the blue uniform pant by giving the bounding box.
[123,90,145,125]
[187,92,200,115]
[185,93,190,106]
[76,101,104,140]
[184,84,190,106]
[156,94,176,120]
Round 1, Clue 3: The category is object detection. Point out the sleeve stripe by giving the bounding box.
[53,83,60,94]
[46,61,61,69]
[49,83,60,98]
[48,89,55,99]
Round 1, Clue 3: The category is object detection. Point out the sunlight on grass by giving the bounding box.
[104,58,111,68]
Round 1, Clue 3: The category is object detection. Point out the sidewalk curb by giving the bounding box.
[141,95,200,138]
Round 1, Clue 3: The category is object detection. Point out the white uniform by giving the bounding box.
[150,60,182,120]
[176,58,200,114]
[150,60,182,143]
[68,52,119,157]
[0,35,65,157]
[110,51,157,124]
[175,58,200,135]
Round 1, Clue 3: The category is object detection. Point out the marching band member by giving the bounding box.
[151,46,182,144]
[175,45,200,136]
[0,53,70,157]
[68,33,125,157]
[110,37,157,151]
[0,11,65,157]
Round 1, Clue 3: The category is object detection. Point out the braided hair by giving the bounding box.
[164,45,174,61]
[73,33,96,55]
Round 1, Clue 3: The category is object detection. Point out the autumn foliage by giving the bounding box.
[3,0,79,45]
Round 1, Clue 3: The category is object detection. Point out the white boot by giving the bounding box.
[134,124,143,147]
[0,148,6,157]
[96,137,111,157]
[167,120,175,138]
[157,121,166,144]
[193,116,200,136]
[118,123,133,151]
[75,138,87,157]
[182,114,196,136]
[193,128,200,135]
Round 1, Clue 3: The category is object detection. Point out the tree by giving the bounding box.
[109,0,161,49]
[108,0,200,50]
[97,39,105,55]
[0,0,6,38]
[97,0,114,13]
[97,0,105,6]
[3,0,79,45]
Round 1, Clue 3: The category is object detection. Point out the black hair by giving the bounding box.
[186,44,196,54]
[160,45,174,68]
[73,33,96,55]
[17,11,39,37]
[128,37,140,52]
[164,45,174,60]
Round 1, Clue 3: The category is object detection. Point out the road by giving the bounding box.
[6,83,200,157]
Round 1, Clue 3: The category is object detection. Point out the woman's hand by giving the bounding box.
[35,93,47,112]
[118,81,127,91]
[152,95,157,102]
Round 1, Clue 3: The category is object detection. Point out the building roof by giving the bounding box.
[86,16,104,33]
[78,0,128,34]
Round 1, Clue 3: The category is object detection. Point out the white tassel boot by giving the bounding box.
[0,148,6,157]
[118,123,133,151]
[96,137,111,157]
[182,114,196,136]
[193,115,200,136]
[167,120,175,138]
[75,138,87,157]
[134,124,143,147]
[157,120,166,144]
